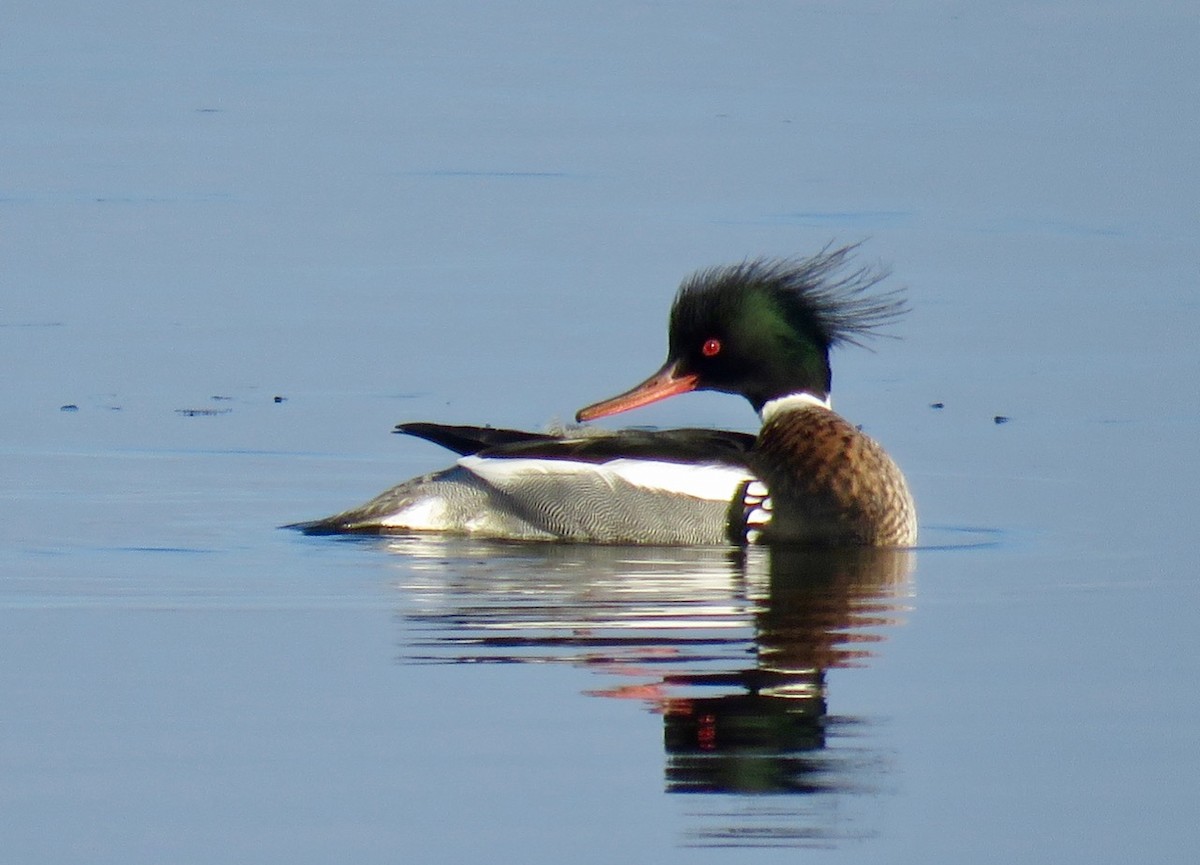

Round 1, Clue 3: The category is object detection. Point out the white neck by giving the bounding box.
[759,391,832,423]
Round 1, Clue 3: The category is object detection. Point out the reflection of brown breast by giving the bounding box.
[752,406,917,547]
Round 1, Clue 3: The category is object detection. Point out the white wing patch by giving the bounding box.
[458,455,753,503]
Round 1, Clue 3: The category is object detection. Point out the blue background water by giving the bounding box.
[3,1,1198,862]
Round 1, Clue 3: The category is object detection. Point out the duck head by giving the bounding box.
[576,244,906,421]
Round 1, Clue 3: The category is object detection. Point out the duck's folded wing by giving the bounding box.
[457,452,753,544]
[408,424,762,544]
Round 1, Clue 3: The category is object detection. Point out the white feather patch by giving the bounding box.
[378,497,449,529]
[459,455,753,503]
[760,391,831,423]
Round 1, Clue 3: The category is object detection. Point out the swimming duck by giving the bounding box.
[290,244,917,547]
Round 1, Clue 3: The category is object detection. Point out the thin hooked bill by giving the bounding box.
[575,360,700,422]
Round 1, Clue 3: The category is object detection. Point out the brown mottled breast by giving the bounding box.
[751,405,917,547]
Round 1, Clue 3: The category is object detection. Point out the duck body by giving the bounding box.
[291,245,918,547]
[291,424,758,544]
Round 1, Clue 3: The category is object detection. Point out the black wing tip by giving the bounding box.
[395,422,563,456]
[393,422,492,456]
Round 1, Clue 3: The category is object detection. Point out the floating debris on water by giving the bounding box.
[176,408,233,417]
[993,415,1010,425]
[60,404,79,412]
[930,402,945,409]
[273,395,286,403]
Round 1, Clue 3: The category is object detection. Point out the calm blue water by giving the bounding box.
[3,1,1198,862]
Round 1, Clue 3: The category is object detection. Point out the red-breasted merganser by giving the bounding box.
[290,245,917,547]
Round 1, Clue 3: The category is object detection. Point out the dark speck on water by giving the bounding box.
[176,408,233,417]
[59,404,78,412]
[930,402,945,409]
[993,415,1010,424]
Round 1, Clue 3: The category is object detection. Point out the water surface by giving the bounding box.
[3,1,1198,862]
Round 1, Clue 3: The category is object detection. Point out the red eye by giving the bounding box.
[701,338,722,357]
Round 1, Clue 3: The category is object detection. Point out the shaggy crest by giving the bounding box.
[673,243,907,351]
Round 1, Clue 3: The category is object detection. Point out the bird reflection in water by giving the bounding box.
[386,537,914,847]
